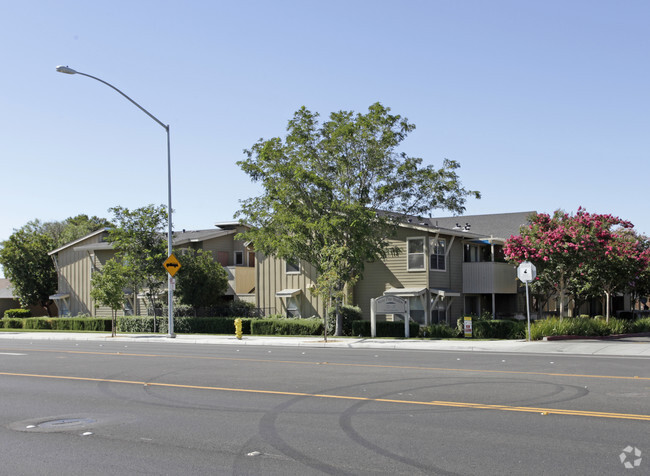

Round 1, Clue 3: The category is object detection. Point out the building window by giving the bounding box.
[123,298,134,316]
[286,259,300,274]
[287,296,300,317]
[234,251,244,266]
[430,238,446,270]
[407,237,425,271]
[409,297,425,325]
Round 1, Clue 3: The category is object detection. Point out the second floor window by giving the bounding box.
[430,238,446,271]
[407,237,425,271]
[286,259,300,273]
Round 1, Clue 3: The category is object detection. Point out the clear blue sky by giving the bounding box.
[2,1,649,275]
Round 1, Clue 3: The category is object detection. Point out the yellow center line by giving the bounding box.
[1,371,649,422]
[2,347,648,382]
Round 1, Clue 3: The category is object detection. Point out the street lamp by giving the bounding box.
[56,65,175,338]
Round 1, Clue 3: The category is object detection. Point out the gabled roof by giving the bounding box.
[48,228,110,255]
[50,227,240,255]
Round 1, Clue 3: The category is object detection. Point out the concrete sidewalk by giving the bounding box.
[1,331,650,357]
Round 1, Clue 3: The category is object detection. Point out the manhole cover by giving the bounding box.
[37,418,96,429]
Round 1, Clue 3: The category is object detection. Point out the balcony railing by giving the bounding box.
[462,262,517,294]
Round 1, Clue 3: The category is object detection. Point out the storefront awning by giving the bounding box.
[275,289,301,298]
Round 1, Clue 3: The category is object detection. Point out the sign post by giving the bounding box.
[463,316,472,338]
[517,261,537,342]
[163,254,181,337]
[371,295,409,338]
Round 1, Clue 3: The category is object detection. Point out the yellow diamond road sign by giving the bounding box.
[164,254,181,277]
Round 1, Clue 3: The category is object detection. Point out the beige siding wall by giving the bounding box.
[55,238,148,318]
[355,228,430,320]
[201,228,252,267]
[256,254,324,318]
[54,233,113,316]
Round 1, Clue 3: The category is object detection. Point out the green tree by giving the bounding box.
[175,249,228,316]
[57,214,112,246]
[90,258,129,336]
[107,205,168,320]
[0,221,57,315]
[237,103,479,335]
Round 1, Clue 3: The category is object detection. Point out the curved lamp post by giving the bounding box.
[56,65,175,338]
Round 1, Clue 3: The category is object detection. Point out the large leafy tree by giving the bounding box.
[504,208,649,320]
[175,249,228,316]
[53,214,112,247]
[90,258,129,336]
[0,221,57,315]
[237,103,479,334]
[0,215,112,316]
[107,205,168,319]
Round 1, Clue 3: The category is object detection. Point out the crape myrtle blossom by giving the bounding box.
[503,208,650,320]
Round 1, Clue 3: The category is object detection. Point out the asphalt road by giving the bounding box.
[0,340,647,475]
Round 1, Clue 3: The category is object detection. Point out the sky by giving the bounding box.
[2,1,650,277]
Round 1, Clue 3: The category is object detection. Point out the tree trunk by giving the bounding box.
[558,273,566,320]
[604,289,611,323]
[334,299,343,336]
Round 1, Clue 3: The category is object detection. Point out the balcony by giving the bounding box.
[462,262,517,294]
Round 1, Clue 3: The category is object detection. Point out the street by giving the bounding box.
[0,339,647,475]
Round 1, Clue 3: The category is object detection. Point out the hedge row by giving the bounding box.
[251,318,323,336]
[6,318,113,331]
[352,320,420,338]
[530,316,650,340]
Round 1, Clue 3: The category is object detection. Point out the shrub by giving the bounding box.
[23,318,53,330]
[250,318,323,336]
[351,320,419,338]
[3,318,24,329]
[529,317,631,340]
[117,316,167,333]
[49,318,112,331]
[183,317,252,335]
[422,324,460,338]
[629,317,650,333]
[473,320,525,339]
[326,305,363,336]
[4,309,31,318]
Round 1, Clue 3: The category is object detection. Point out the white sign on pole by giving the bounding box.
[517,261,537,283]
[517,261,536,342]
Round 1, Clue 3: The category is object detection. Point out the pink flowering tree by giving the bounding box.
[582,228,650,320]
[504,208,648,320]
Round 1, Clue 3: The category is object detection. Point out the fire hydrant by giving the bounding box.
[234,318,243,340]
